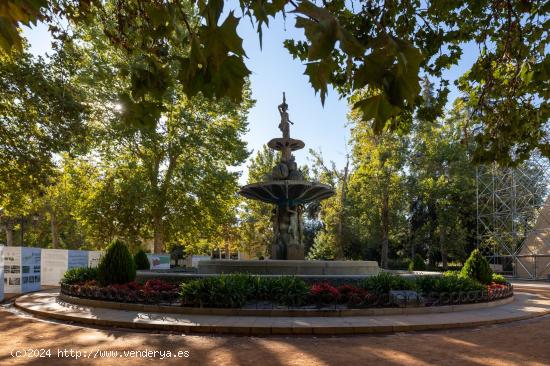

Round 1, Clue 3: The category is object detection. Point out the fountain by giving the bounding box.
[239,93,335,259]
[197,94,379,275]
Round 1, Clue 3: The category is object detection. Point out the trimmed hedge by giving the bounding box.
[98,240,136,286]
[61,267,99,285]
[134,250,150,270]
[460,249,493,284]
[492,273,507,284]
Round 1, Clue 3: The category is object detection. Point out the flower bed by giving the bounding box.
[60,273,513,309]
[60,280,179,304]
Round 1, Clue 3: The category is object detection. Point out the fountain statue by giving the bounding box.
[239,93,335,259]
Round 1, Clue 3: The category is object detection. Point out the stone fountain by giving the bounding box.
[239,93,335,259]
[196,94,379,276]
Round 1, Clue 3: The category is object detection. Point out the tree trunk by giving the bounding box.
[4,221,14,246]
[335,155,350,260]
[381,188,390,269]
[440,227,448,270]
[224,240,230,260]
[153,214,165,253]
[19,218,24,245]
[51,213,59,248]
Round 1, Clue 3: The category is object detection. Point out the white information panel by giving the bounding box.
[41,249,89,286]
[3,247,41,293]
[146,253,170,270]
[88,251,103,268]
[0,245,4,301]
[185,255,211,268]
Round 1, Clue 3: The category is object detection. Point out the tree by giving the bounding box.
[239,145,279,258]
[348,93,409,268]
[4,0,547,164]
[0,46,88,245]
[408,92,477,268]
[309,149,350,259]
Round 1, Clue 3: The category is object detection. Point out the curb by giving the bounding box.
[57,293,515,317]
[13,292,550,336]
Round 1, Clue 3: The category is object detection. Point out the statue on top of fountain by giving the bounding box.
[266,93,304,182]
[278,92,293,139]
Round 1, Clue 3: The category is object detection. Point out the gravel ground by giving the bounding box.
[0,283,549,366]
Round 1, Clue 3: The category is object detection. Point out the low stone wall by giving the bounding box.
[57,292,515,317]
[197,259,380,275]
[136,272,378,286]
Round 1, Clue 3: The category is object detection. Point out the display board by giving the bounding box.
[41,249,89,286]
[88,251,103,268]
[185,255,211,268]
[146,253,170,270]
[0,245,4,302]
[3,247,41,293]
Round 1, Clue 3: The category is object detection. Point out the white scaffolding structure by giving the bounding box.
[476,155,550,279]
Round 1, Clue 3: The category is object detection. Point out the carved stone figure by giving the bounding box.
[278,92,293,139]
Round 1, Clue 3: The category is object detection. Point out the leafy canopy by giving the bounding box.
[3,0,548,164]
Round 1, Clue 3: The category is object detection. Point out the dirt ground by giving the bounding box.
[0,283,549,366]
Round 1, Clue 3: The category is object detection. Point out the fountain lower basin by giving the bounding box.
[197,260,380,276]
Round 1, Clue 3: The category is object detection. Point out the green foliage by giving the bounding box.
[408,254,427,271]
[492,273,507,284]
[61,267,98,285]
[97,240,136,286]
[415,274,484,294]
[134,250,150,270]
[180,274,309,308]
[267,276,309,307]
[180,274,251,308]
[306,231,336,260]
[359,272,416,294]
[460,249,493,285]
[4,0,547,163]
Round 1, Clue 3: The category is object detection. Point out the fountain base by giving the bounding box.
[197,260,380,276]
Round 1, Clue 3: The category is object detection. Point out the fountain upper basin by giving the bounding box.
[239,180,335,205]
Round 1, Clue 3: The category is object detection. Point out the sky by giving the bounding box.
[21,6,479,184]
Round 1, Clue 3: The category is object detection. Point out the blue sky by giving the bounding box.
[22,7,479,183]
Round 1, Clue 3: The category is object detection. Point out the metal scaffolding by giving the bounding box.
[476,155,550,279]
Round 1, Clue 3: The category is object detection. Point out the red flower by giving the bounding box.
[310,282,341,304]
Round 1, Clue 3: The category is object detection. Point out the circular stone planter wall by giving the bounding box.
[58,292,514,317]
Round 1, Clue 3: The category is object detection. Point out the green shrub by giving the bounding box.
[359,272,416,293]
[492,273,507,284]
[61,267,98,285]
[415,274,484,293]
[180,274,251,308]
[97,240,136,286]
[408,254,427,271]
[134,250,150,270]
[460,249,493,284]
[306,231,336,260]
[267,276,309,306]
[180,274,310,308]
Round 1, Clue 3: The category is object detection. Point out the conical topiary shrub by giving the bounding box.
[460,249,493,284]
[408,254,427,271]
[98,239,136,286]
[134,249,150,270]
